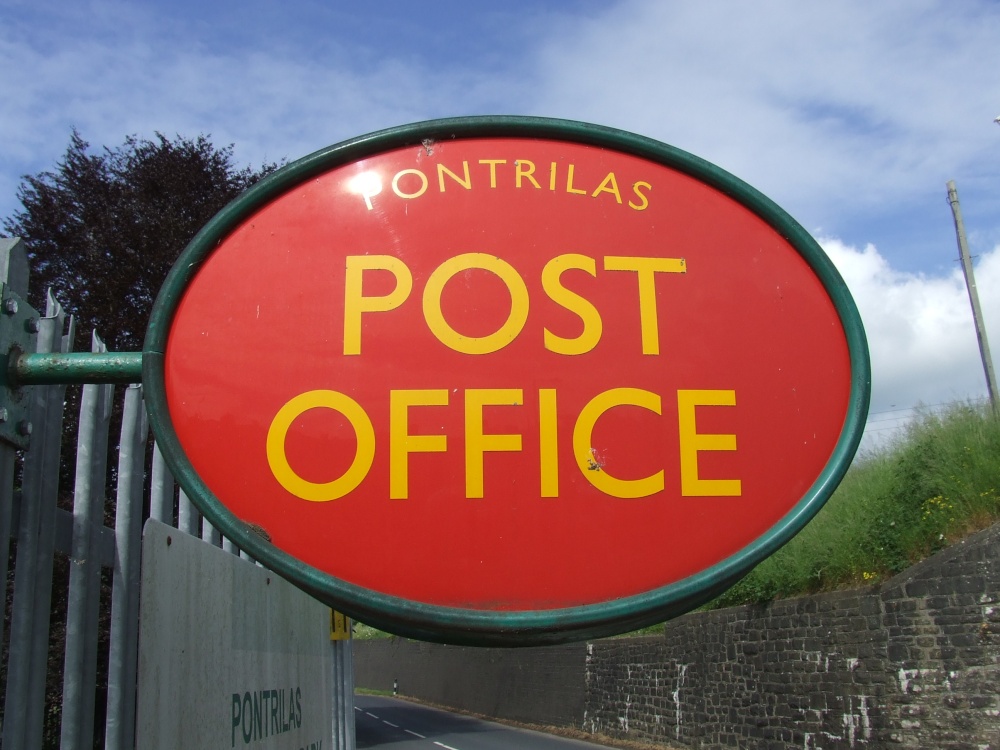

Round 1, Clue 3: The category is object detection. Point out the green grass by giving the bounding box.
[710,400,1000,608]
[352,622,395,640]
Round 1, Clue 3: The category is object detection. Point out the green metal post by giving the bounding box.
[11,352,143,386]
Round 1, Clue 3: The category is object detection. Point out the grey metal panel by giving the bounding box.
[136,519,333,749]
[105,384,148,750]
[2,292,72,750]
[61,332,114,750]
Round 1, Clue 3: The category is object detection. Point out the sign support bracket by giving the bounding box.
[12,350,143,386]
[0,274,143,448]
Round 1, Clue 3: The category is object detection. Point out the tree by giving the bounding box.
[3,131,278,351]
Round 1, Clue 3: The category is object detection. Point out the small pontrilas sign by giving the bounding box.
[144,117,870,645]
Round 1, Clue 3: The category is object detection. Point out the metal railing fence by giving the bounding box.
[0,237,281,749]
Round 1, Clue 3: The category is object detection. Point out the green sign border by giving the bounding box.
[143,116,871,646]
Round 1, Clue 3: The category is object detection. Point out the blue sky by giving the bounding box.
[2,0,999,447]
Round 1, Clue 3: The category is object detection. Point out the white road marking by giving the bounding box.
[358,702,469,748]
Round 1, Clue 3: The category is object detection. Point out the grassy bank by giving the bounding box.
[712,400,1000,608]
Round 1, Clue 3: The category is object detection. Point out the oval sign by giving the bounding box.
[144,117,870,645]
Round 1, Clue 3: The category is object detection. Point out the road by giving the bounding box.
[355,694,619,750]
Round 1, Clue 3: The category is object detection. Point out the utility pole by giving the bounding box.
[946,180,998,413]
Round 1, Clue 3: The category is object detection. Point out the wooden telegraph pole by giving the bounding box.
[946,180,999,413]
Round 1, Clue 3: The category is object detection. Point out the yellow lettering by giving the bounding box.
[389,389,448,499]
[266,391,375,501]
[267,385,741,504]
[344,255,413,355]
[539,389,558,497]
[347,171,382,210]
[541,254,602,355]
[514,160,541,189]
[437,161,472,191]
[573,388,664,498]
[591,172,622,203]
[604,256,686,355]
[422,253,529,354]
[565,163,587,195]
[548,162,558,191]
[677,389,741,497]
[629,181,651,211]
[465,389,523,498]
[478,159,506,188]
[391,169,429,199]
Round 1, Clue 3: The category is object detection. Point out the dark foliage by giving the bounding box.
[3,130,278,351]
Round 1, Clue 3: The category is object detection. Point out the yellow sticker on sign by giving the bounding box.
[330,610,351,641]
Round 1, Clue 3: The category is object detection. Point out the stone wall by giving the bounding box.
[354,523,1000,749]
[353,637,585,728]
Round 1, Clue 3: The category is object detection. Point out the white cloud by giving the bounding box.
[525,1,1000,266]
[4,0,999,247]
[820,238,999,446]
[0,0,522,219]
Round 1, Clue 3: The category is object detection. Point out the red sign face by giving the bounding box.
[153,120,866,641]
